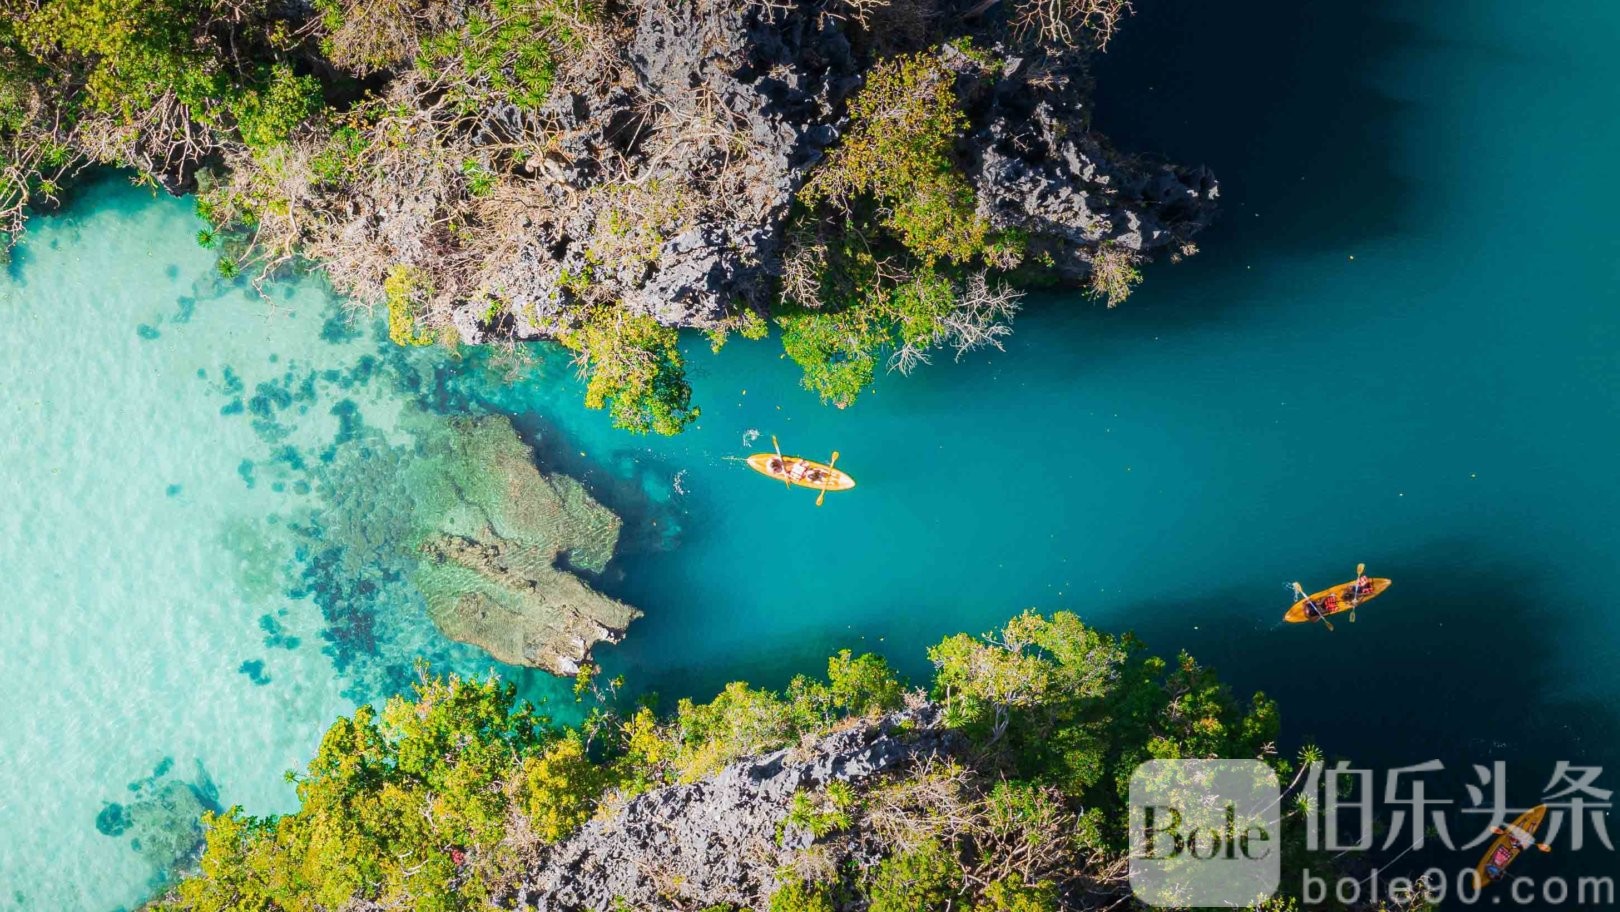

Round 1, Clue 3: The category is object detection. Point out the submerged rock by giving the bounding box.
[406,415,640,674]
[95,759,221,889]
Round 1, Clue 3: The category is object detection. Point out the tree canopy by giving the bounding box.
[143,613,1334,912]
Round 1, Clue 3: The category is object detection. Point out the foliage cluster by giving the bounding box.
[146,615,1325,912]
[560,306,697,436]
[780,52,1031,407]
[417,0,599,113]
[800,53,990,266]
[0,0,1173,434]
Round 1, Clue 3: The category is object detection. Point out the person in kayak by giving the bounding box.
[1291,581,1332,627]
[1491,823,1551,853]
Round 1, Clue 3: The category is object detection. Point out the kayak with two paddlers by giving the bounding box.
[746,436,855,506]
[1286,563,1390,630]
[1475,804,1551,887]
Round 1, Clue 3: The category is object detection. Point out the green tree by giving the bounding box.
[799,53,988,267]
[13,0,223,119]
[150,674,560,912]
[230,63,323,151]
[561,307,697,435]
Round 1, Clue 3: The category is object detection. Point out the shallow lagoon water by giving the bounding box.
[5,0,1620,907]
[0,183,574,910]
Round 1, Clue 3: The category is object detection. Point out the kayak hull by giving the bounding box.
[747,453,856,491]
[1284,578,1392,623]
[1474,804,1546,887]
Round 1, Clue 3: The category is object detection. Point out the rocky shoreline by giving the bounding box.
[514,703,959,910]
[3,0,1219,431]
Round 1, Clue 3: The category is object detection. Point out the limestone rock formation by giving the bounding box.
[961,46,1218,283]
[407,415,640,674]
[514,704,959,910]
[438,0,1218,343]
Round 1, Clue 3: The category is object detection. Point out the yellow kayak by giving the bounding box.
[1284,578,1391,623]
[746,453,855,492]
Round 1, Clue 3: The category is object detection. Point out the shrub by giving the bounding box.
[560,307,697,435]
[866,839,963,912]
[520,731,614,842]
[973,874,1060,912]
[1086,244,1143,307]
[418,0,598,113]
[231,64,324,151]
[769,877,837,912]
[384,264,436,347]
[800,53,988,267]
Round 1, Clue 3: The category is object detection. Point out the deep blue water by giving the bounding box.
[502,0,1620,895]
[4,1,1619,908]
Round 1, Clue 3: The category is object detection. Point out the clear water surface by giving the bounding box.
[3,0,1619,907]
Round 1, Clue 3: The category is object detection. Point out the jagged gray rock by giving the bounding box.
[455,1,1215,343]
[964,50,1217,283]
[515,704,959,911]
[458,0,862,341]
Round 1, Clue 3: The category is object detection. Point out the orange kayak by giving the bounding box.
[1284,578,1392,623]
[746,453,855,492]
[1475,804,1547,887]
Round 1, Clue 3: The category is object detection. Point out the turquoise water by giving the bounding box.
[4,0,1620,907]
[0,182,582,911]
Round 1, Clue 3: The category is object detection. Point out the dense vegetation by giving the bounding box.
[143,611,1388,912]
[0,0,1199,433]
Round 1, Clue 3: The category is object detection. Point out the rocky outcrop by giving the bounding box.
[452,0,1217,343]
[407,415,640,675]
[514,704,959,911]
[961,47,1217,283]
[458,0,864,340]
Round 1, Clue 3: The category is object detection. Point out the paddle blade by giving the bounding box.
[816,488,826,507]
[829,450,839,467]
[1357,562,1366,576]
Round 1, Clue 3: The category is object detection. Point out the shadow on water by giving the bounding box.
[1065,0,1425,338]
[1126,538,1620,888]
[1126,538,1620,760]
[1093,0,1417,256]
